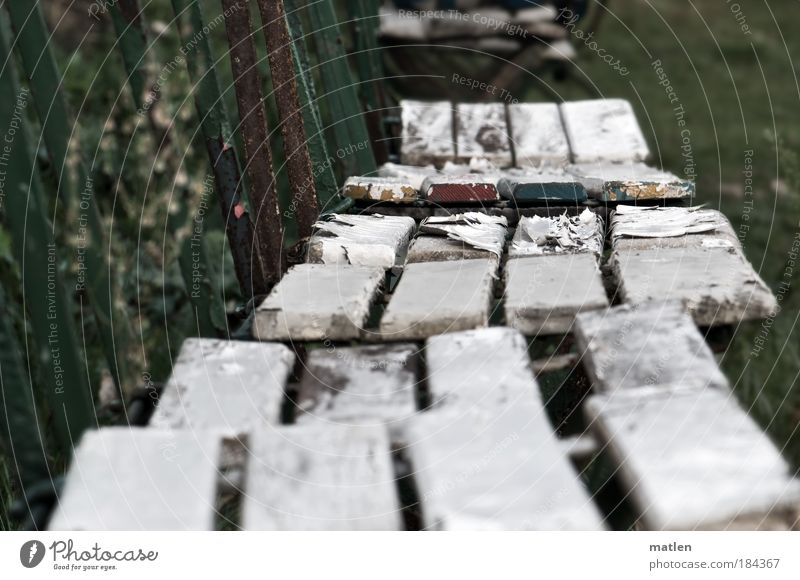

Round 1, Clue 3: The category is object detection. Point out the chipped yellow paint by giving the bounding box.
[343,184,369,199]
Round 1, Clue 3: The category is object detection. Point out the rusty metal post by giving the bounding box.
[257,0,319,240]
[223,0,285,288]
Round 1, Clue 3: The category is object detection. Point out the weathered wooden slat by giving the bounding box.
[425,327,539,409]
[422,173,501,203]
[149,339,294,434]
[509,209,604,258]
[560,99,650,164]
[574,302,729,393]
[411,213,507,261]
[498,171,586,202]
[406,236,498,263]
[585,387,800,529]
[400,100,455,166]
[242,424,402,530]
[507,103,570,167]
[505,254,609,335]
[380,259,496,340]
[455,103,512,167]
[429,8,513,39]
[296,344,419,425]
[307,214,416,269]
[254,264,384,341]
[610,205,740,252]
[567,162,693,201]
[611,247,777,326]
[49,428,221,530]
[404,404,605,530]
[342,176,418,203]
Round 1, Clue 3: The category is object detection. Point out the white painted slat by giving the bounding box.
[505,254,609,335]
[455,103,512,167]
[574,302,729,393]
[611,246,777,326]
[242,424,402,530]
[567,162,692,200]
[429,8,513,38]
[296,344,418,426]
[425,326,540,409]
[560,99,650,164]
[49,428,221,531]
[406,235,499,263]
[509,208,604,258]
[507,102,570,167]
[404,404,605,530]
[254,264,384,341]
[150,339,294,435]
[414,212,507,259]
[585,387,800,529]
[379,258,496,340]
[610,205,740,252]
[307,214,416,269]
[400,100,455,166]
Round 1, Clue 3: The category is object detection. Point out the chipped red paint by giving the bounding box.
[423,176,500,204]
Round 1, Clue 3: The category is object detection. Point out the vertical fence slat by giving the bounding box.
[306,0,376,177]
[6,0,133,397]
[171,0,264,297]
[109,0,149,111]
[351,0,388,164]
[0,20,95,452]
[223,0,284,288]
[0,288,53,521]
[257,0,319,240]
[285,0,338,209]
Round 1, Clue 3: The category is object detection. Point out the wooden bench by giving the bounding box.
[51,98,795,532]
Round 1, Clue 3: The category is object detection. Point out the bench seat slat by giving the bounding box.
[254,264,384,341]
[49,428,222,531]
[507,103,570,167]
[574,302,729,393]
[585,388,800,530]
[505,254,609,335]
[380,258,496,340]
[296,344,419,426]
[561,100,650,164]
[242,424,402,530]
[150,338,294,435]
